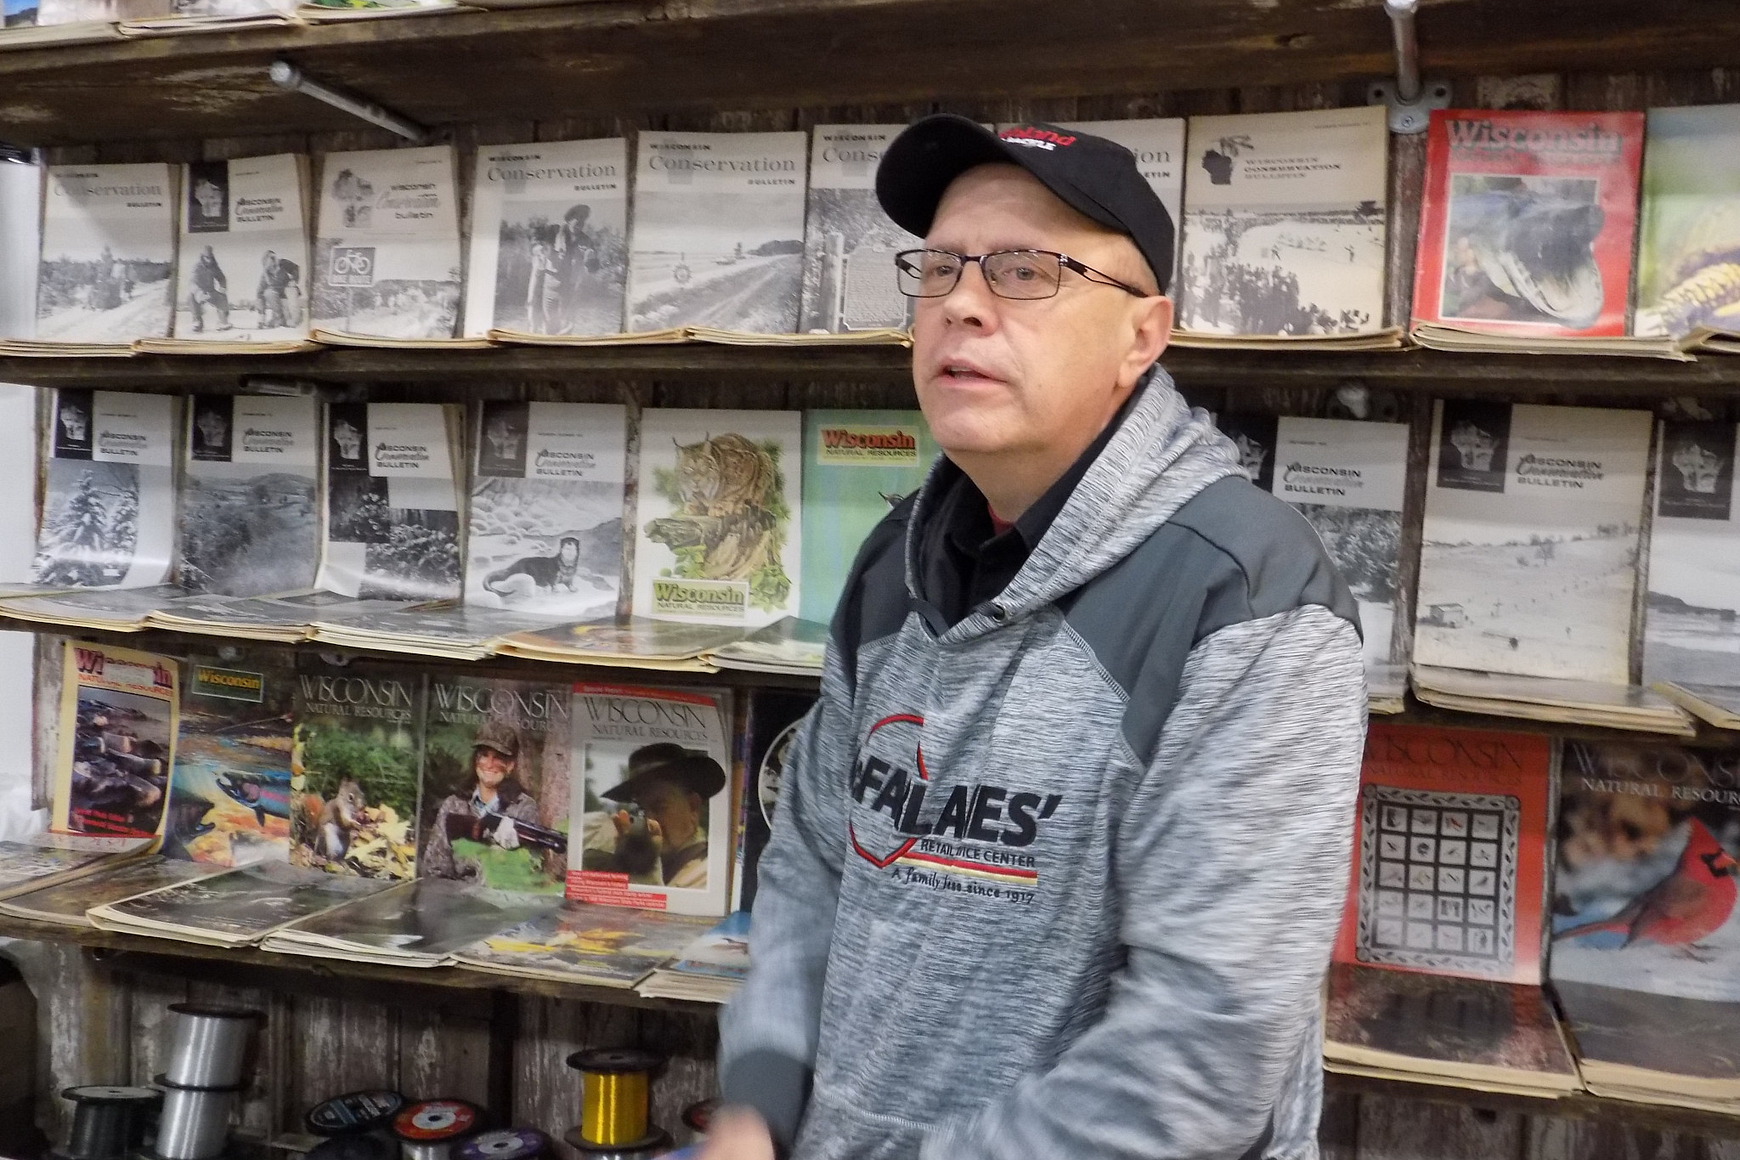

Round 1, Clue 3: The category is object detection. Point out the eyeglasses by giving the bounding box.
[894,248,1150,300]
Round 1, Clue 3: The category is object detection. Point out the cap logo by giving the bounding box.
[999,126,1077,151]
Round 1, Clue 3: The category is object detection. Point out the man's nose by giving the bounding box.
[939,259,999,328]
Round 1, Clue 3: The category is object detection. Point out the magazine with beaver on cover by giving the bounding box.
[1414,400,1651,685]
[53,641,179,841]
[289,658,426,881]
[1174,107,1388,339]
[633,408,802,628]
[465,401,626,622]
[179,394,320,596]
[27,163,175,348]
[798,126,917,336]
[626,131,807,335]
[317,402,464,602]
[310,145,462,342]
[566,682,734,917]
[453,899,714,987]
[1636,106,1740,342]
[465,138,629,340]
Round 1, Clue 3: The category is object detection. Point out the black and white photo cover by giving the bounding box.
[799,126,917,334]
[35,163,176,344]
[172,154,310,344]
[1644,420,1740,691]
[34,390,177,589]
[1054,119,1186,288]
[466,400,627,620]
[464,139,629,339]
[1435,399,1512,494]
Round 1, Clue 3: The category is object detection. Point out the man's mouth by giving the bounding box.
[935,360,1002,385]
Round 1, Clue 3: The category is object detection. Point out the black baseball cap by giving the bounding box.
[875,115,1175,295]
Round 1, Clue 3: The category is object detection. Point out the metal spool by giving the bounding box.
[306,1091,408,1137]
[391,1099,483,1160]
[163,1004,262,1090]
[57,1086,161,1160]
[453,1129,548,1160]
[152,1085,236,1160]
[562,1048,668,1158]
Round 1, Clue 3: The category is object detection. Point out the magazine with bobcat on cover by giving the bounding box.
[32,163,176,346]
[167,154,311,346]
[1643,420,1740,704]
[53,641,180,841]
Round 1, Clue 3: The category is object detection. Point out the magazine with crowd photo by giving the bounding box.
[1413,400,1652,685]
[310,145,463,343]
[626,131,808,335]
[465,139,629,341]
[27,163,175,349]
[453,900,715,987]
[289,658,426,881]
[633,408,803,628]
[163,650,295,868]
[1635,105,1740,342]
[1040,119,1186,287]
[418,675,571,894]
[179,394,320,596]
[798,126,916,337]
[87,859,391,947]
[52,641,179,841]
[260,877,556,967]
[567,682,734,917]
[465,401,626,622]
[316,402,465,601]
[1174,106,1389,341]
[0,855,214,925]
[33,390,177,591]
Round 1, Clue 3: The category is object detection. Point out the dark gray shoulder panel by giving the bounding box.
[831,493,918,691]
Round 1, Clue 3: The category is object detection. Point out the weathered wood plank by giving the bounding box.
[1357,1093,1525,1160]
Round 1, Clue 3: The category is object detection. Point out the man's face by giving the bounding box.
[473,745,514,789]
[637,779,702,846]
[911,164,1171,465]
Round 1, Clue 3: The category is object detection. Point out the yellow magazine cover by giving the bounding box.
[53,640,179,840]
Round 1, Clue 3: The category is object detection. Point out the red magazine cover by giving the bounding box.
[1334,722,1553,984]
[1411,109,1645,338]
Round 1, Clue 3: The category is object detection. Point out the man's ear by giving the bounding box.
[1120,295,1172,391]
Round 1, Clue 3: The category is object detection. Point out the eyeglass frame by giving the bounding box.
[893,247,1153,301]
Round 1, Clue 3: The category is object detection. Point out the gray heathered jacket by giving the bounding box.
[719,369,1368,1160]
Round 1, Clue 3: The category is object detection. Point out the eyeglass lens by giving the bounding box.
[896,250,1063,299]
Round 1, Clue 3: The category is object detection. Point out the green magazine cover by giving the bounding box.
[1636,104,1740,338]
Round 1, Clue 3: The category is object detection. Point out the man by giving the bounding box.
[188,244,230,333]
[710,117,1367,1160]
[256,250,302,330]
[420,720,542,881]
[583,742,724,889]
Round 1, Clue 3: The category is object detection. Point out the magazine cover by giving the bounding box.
[567,682,734,916]
[180,394,320,596]
[316,402,463,601]
[465,400,626,620]
[1412,110,1644,337]
[798,409,933,625]
[1334,722,1553,984]
[1644,420,1740,693]
[798,126,916,334]
[1636,105,1740,338]
[1552,739,1740,1001]
[1555,978,1740,1097]
[419,675,571,893]
[633,408,802,627]
[463,139,628,338]
[0,856,212,924]
[454,900,714,986]
[164,650,295,867]
[290,659,425,880]
[1215,413,1408,667]
[0,838,138,901]
[35,163,175,344]
[310,145,462,340]
[53,642,179,840]
[626,131,807,333]
[1176,106,1387,336]
[1051,119,1186,286]
[170,154,310,343]
[89,860,387,944]
[33,389,177,589]
[4,0,36,26]
[735,688,814,911]
[1414,400,1651,683]
[268,877,554,961]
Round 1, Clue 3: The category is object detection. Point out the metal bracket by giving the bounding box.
[268,59,429,143]
[1366,0,1450,134]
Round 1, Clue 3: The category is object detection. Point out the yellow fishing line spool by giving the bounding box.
[563,1048,670,1158]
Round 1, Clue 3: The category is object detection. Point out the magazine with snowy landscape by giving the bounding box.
[316,402,464,601]
[465,400,626,621]
[179,394,320,596]
[33,390,177,591]
[465,139,628,340]
[310,145,462,342]
[626,131,807,335]
[1175,107,1388,340]
[53,641,178,840]
[1413,400,1651,684]
[29,163,175,348]
[633,408,803,627]
[798,126,916,336]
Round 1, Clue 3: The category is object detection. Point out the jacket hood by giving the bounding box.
[904,365,1246,634]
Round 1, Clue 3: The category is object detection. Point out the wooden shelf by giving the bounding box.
[4,0,1740,148]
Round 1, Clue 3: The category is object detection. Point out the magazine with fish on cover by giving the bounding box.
[1175,107,1388,339]
[310,145,462,342]
[633,408,802,628]
[798,126,917,336]
[30,163,175,347]
[261,877,556,966]
[316,402,464,602]
[1412,110,1644,340]
[453,900,714,986]
[465,139,629,340]
[1413,400,1651,684]
[86,859,390,946]
[567,682,734,917]
[290,659,425,881]
[53,641,179,841]
[465,401,626,621]
[418,675,571,893]
[1635,105,1740,341]
[179,394,320,596]
[626,132,807,335]
[0,854,213,924]
[33,390,177,591]
[164,651,295,868]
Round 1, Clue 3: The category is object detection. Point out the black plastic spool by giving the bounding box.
[306,1091,408,1137]
[58,1086,162,1160]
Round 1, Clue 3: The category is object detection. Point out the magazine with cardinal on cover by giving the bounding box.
[32,163,175,347]
[1636,105,1740,340]
[798,126,917,335]
[465,401,626,621]
[54,641,179,841]
[167,154,310,347]
[1644,420,1740,704]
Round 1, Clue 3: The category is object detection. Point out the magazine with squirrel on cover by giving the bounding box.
[1643,420,1740,702]
[167,154,311,346]
[33,163,175,346]
[53,641,180,841]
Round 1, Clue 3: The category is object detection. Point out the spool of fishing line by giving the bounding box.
[308,1134,397,1160]
[307,1091,408,1137]
[56,1086,161,1160]
[163,1004,261,1090]
[391,1099,482,1160]
[562,1048,667,1157]
[152,1083,236,1160]
[454,1129,548,1160]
